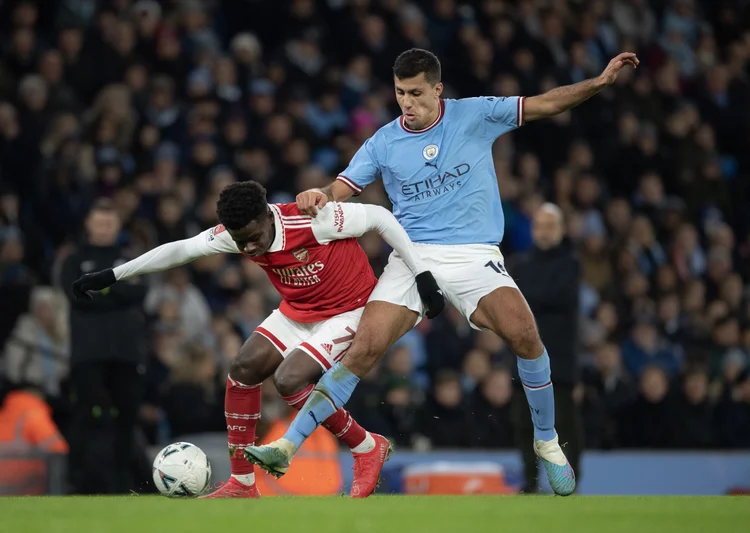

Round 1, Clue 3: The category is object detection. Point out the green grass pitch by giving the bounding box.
[2,495,748,533]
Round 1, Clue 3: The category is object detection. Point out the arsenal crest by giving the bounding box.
[292,247,310,263]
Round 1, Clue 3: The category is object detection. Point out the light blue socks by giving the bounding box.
[283,362,360,448]
[517,349,556,441]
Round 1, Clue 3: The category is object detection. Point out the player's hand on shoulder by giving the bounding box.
[296,188,328,217]
[72,268,117,300]
[415,271,445,319]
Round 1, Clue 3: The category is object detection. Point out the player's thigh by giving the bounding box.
[438,245,543,357]
[471,287,544,359]
[231,310,306,383]
[368,251,424,316]
[471,287,543,359]
[342,301,419,377]
[275,307,363,396]
[297,306,364,371]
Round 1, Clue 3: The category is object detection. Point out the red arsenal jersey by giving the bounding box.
[210,203,377,322]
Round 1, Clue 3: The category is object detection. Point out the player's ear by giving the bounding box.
[435,82,443,97]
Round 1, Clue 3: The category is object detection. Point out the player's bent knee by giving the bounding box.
[342,339,384,376]
[273,366,309,398]
[273,350,325,397]
[510,326,544,359]
[229,346,270,385]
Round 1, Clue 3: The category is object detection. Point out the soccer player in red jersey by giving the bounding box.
[72,181,443,498]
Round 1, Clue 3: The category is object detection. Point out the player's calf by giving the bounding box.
[272,351,322,399]
[274,352,375,453]
[275,353,386,498]
[472,287,575,495]
[208,334,282,497]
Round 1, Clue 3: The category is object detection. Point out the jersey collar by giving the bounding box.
[267,204,285,253]
[400,99,445,134]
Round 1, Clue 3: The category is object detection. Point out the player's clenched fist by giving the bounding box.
[296,188,328,216]
[416,272,445,319]
[72,269,116,300]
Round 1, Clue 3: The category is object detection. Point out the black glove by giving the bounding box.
[72,269,117,300]
[415,271,445,319]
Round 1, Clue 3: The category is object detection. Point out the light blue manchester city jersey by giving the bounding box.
[337,96,524,245]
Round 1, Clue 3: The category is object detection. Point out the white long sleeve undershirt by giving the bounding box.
[113,202,425,281]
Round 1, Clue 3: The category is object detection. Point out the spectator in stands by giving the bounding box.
[619,365,674,448]
[469,367,514,449]
[512,203,582,492]
[462,349,491,394]
[346,364,393,442]
[621,315,682,379]
[582,343,636,449]
[380,375,417,448]
[145,267,212,342]
[424,305,474,380]
[0,380,68,496]
[59,199,147,494]
[708,315,743,382]
[672,367,715,448]
[419,371,470,449]
[162,343,224,439]
[715,369,750,449]
[2,286,69,399]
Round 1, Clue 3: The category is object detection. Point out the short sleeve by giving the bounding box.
[311,202,368,244]
[472,96,525,140]
[336,138,381,195]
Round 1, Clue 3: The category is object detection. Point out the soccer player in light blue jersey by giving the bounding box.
[245,48,639,496]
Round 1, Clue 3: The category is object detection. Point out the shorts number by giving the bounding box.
[484,260,509,277]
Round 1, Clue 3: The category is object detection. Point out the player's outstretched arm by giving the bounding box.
[524,52,639,122]
[71,228,237,300]
[312,203,445,318]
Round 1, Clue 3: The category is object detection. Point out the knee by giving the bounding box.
[507,324,544,359]
[344,337,384,376]
[273,365,310,398]
[229,346,267,385]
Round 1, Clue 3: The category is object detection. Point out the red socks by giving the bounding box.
[282,384,367,449]
[225,376,261,476]
[224,376,367,479]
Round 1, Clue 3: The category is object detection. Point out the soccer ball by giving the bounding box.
[152,442,212,498]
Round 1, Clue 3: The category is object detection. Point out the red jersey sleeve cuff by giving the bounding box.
[336,175,363,196]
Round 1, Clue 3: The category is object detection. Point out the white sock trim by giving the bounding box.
[350,432,376,454]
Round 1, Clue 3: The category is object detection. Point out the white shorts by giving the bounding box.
[255,307,364,370]
[368,243,518,330]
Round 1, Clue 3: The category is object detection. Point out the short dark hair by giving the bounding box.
[393,48,441,85]
[216,180,268,230]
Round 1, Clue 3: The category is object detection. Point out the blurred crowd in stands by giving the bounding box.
[1,0,750,474]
